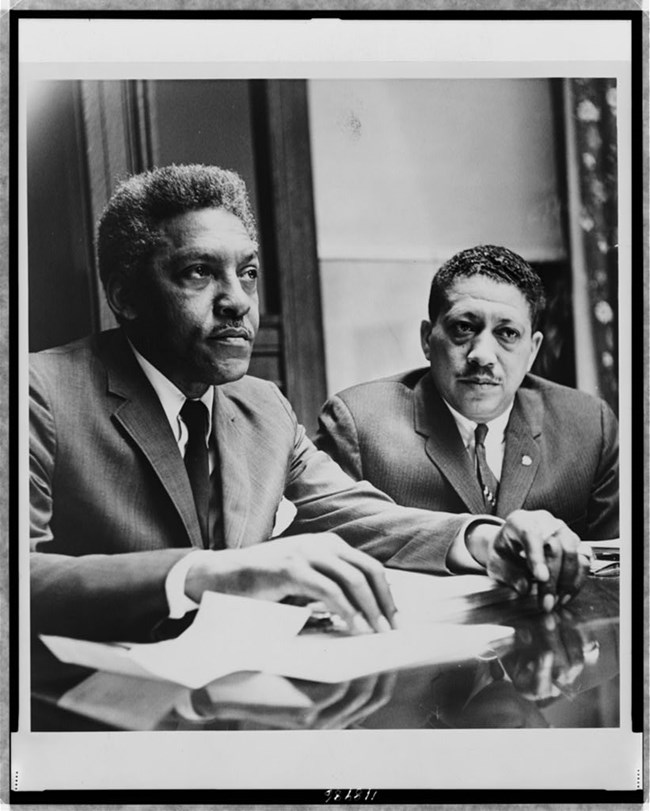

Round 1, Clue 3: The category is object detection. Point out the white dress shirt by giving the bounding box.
[129,343,217,618]
[443,399,514,482]
[442,401,513,573]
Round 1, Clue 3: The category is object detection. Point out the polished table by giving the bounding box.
[30,574,619,732]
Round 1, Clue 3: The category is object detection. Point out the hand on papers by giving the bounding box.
[467,510,591,611]
[184,533,397,634]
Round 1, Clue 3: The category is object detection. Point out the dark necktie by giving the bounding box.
[180,399,210,547]
[474,423,499,514]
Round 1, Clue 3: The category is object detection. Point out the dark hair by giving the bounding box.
[428,245,546,331]
[97,164,258,292]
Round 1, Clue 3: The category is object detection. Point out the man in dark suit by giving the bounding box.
[31,174,590,643]
[317,245,617,608]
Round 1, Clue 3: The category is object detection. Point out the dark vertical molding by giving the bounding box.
[80,80,158,331]
[71,82,101,335]
[549,78,571,254]
[125,80,158,172]
[258,80,326,435]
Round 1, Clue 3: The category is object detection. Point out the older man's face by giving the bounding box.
[127,207,260,398]
[421,275,543,422]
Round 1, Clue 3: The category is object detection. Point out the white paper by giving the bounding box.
[387,568,516,625]
[41,636,158,680]
[255,623,515,683]
[42,591,311,689]
[128,591,311,687]
[42,586,514,689]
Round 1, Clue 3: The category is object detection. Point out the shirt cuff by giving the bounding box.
[165,550,216,619]
[447,515,505,573]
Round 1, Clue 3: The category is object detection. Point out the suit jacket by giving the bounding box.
[30,331,469,641]
[316,368,619,541]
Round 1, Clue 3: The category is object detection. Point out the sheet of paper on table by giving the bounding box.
[41,572,515,689]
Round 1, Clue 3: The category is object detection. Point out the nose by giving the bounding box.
[213,273,251,320]
[466,330,497,368]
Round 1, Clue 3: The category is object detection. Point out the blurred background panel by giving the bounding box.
[26,77,618,434]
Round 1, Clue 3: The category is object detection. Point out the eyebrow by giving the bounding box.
[445,310,526,326]
[172,248,259,262]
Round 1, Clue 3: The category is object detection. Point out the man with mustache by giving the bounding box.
[30,170,597,645]
[317,245,619,608]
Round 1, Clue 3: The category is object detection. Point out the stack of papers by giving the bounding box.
[42,571,515,689]
[386,568,516,623]
[584,539,620,575]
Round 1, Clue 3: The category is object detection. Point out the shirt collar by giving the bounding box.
[443,398,514,449]
[128,341,214,440]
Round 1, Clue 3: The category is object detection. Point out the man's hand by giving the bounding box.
[467,509,591,611]
[184,533,397,633]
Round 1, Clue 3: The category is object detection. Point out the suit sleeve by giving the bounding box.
[586,400,619,540]
[29,366,191,641]
[278,390,469,574]
[315,394,364,480]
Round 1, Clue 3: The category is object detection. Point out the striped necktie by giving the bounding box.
[474,422,499,514]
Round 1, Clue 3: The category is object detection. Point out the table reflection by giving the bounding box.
[31,577,619,731]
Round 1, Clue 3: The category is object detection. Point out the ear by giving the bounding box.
[105,274,138,322]
[527,331,544,371]
[420,319,433,360]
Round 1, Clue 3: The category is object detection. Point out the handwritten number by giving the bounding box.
[324,789,378,802]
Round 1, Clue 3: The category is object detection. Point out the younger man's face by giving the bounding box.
[420,275,543,423]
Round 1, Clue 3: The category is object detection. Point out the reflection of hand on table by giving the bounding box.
[501,609,599,702]
[176,671,397,730]
[295,672,397,729]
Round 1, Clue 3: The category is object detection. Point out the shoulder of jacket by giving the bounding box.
[30,333,102,381]
[521,373,610,413]
[334,367,428,401]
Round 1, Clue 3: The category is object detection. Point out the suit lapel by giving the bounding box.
[414,375,486,513]
[213,386,251,549]
[101,330,204,549]
[496,387,542,517]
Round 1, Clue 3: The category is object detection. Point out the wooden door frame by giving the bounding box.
[251,80,327,435]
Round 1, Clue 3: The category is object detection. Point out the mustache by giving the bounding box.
[457,370,500,384]
[209,320,254,340]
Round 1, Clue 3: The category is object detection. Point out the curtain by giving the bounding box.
[564,78,618,414]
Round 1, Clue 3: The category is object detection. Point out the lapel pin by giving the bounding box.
[521,455,532,466]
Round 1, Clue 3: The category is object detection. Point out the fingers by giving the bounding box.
[487,551,531,596]
[495,511,585,611]
[217,534,396,634]
[291,564,374,633]
[537,532,563,612]
[284,534,396,632]
[502,510,552,583]
[314,555,392,633]
[332,543,397,627]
